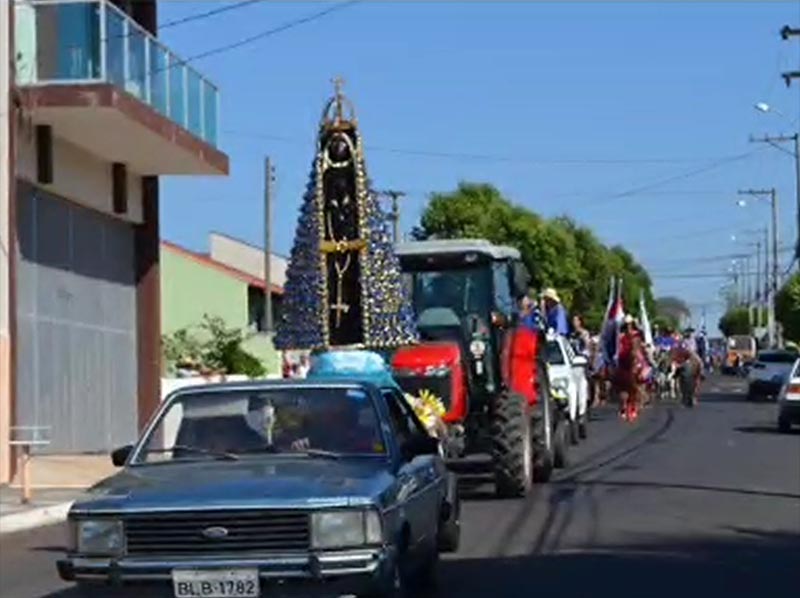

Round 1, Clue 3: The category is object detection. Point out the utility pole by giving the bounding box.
[780,25,800,87]
[738,189,779,346]
[378,190,406,243]
[750,134,800,261]
[753,239,762,328]
[264,157,275,333]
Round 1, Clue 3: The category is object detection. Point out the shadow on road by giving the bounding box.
[554,478,800,500]
[437,531,800,598]
[735,424,800,436]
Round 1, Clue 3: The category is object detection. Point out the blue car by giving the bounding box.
[58,373,460,597]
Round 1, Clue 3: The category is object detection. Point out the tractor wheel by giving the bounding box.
[490,391,533,498]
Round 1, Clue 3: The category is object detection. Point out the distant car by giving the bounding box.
[746,350,798,401]
[57,375,460,598]
[777,359,800,433]
[544,333,590,443]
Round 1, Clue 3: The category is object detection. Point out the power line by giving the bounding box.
[180,1,360,64]
[224,129,760,167]
[159,0,261,30]
[584,151,762,206]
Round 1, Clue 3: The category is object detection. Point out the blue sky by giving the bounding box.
[157,1,800,331]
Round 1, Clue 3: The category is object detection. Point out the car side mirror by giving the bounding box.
[572,355,588,368]
[401,434,439,461]
[111,444,133,467]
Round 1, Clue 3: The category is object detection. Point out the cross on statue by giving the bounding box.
[330,298,350,328]
[332,76,345,121]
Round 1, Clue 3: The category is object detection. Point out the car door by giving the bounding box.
[382,389,441,555]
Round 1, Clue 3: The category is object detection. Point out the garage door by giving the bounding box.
[16,184,138,453]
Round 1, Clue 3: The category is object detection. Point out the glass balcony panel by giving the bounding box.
[105,5,125,88]
[149,43,169,117]
[168,56,186,128]
[186,68,203,140]
[15,0,220,148]
[203,82,218,147]
[126,26,146,100]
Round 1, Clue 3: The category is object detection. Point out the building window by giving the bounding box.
[248,287,266,333]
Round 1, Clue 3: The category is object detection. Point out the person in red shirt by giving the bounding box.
[614,315,645,421]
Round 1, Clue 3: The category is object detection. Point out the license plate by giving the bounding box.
[172,569,260,598]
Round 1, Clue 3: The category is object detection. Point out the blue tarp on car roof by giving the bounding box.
[307,350,400,391]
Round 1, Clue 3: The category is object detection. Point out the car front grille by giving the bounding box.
[395,372,453,410]
[123,509,310,556]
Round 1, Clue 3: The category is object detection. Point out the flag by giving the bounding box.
[601,277,624,365]
[639,290,654,347]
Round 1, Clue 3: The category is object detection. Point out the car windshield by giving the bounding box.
[405,266,492,318]
[757,352,798,364]
[545,341,566,365]
[134,386,386,464]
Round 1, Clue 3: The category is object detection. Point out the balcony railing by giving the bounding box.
[14,0,219,148]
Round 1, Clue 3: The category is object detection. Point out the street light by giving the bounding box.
[754,100,800,263]
[737,189,779,346]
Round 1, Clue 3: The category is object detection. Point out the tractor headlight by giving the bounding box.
[311,510,383,549]
[73,519,124,556]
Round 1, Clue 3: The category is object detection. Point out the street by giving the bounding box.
[1,375,798,598]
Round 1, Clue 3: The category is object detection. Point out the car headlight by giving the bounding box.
[469,339,486,357]
[311,510,383,549]
[552,377,570,392]
[74,519,124,556]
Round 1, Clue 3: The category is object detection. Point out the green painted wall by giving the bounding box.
[160,246,280,375]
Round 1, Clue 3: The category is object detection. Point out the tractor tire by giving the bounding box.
[532,359,555,483]
[490,391,533,498]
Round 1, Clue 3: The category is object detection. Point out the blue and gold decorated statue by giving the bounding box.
[275,79,417,351]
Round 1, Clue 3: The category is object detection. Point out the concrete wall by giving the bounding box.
[209,232,287,287]
[17,132,144,224]
[0,0,11,483]
[161,245,246,335]
[160,245,280,375]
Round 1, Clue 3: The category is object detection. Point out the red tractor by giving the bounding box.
[392,240,556,497]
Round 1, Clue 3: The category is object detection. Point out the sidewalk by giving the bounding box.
[0,454,117,535]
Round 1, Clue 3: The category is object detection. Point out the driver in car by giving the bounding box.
[282,398,383,454]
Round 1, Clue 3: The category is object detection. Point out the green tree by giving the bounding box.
[776,272,800,342]
[655,296,691,330]
[414,182,656,331]
[718,307,752,337]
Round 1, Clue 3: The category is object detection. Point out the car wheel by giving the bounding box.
[778,413,792,433]
[553,419,570,469]
[438,474,461,553]
[746,387,757,402]
[364,558,408,598]
[569,418,580,445]
[411,544,440,592]
[578,416,588,440]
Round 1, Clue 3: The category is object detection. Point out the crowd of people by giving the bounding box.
[517,287,707,421]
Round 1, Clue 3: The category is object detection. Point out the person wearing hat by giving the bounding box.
[541,287,569,337]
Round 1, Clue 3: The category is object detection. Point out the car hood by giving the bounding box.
[750,363,794,382]
[71,458,396,514]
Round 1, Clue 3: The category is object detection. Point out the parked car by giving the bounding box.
[777,358,800,433]
[58,374,460,597]
[723,335,757,375]
[544,333,590,444]
[746,349,798,401]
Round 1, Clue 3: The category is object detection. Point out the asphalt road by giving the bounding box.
[1,375,798,598]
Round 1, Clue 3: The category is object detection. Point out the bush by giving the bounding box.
[162,315,266,377]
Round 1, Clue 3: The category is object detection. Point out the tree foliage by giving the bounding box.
[654,296,691,330]
[413,182,657,329]
[718,307,751,337]
[162,315,266,378]
[776,272,800,342]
